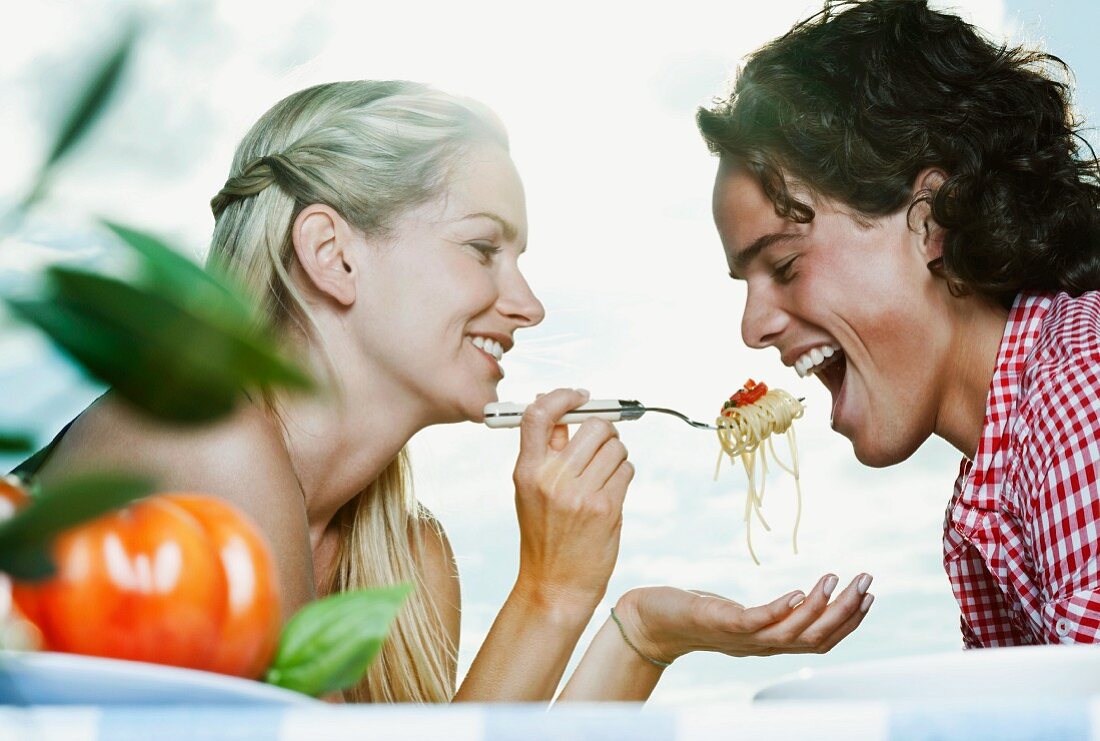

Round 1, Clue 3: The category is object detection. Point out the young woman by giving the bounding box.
[19,80,872,702]
[698,0,1100,647]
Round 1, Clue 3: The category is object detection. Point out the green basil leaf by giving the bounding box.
[265,584,412,697]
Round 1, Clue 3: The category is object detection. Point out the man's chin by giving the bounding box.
[848,430,923,469]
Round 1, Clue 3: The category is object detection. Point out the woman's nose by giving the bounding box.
[498,266,545,328]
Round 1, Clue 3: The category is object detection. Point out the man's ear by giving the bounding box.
[912,167,948,262]
[291,204,356,306]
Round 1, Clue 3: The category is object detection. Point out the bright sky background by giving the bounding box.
[2,0,1098,704]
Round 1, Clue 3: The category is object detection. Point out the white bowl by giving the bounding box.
[754,645,1100,702]
[0,651,319,705]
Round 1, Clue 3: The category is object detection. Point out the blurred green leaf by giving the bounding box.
[0,472,152,547]
[0,434,33,454]
[265,584,412,697]
[46,22,137,169]
[20,21,138,210]
[102,221,256,328]
[7,266,311,425]
[0,471,152,580]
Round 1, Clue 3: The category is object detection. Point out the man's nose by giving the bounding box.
[741,282,787,349]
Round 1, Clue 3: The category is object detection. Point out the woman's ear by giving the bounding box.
[291,204,357,306]
[912,167,948,262]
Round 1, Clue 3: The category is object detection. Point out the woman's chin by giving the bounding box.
[460,389,499,425]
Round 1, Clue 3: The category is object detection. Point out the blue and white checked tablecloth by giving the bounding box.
[0,701,1096,740]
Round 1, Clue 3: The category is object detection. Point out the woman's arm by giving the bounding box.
[416,513,596,702]
[553,611,666,702]
[453,586,597,701]
[452,388,634,702]
[557,576,874,702]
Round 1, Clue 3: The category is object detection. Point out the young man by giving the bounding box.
[698,0,1100,646]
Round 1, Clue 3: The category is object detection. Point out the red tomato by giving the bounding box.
[11,492,281,679]
[168,494,281,678]
[0,476,44,649]
[726,379,769,409]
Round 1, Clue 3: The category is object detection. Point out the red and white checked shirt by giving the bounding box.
[944,291,1100,647]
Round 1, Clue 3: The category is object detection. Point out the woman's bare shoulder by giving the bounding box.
[43,393,293,491]
[41,393,316,616]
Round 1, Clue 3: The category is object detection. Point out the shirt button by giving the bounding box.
[1055,619,1071,638]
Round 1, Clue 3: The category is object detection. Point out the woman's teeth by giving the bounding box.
[795,344,841,378]
[471,336,503,362]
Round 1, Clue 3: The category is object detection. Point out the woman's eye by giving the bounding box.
[468,242,502,264]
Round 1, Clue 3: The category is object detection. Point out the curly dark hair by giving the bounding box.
[697,0,1100,307]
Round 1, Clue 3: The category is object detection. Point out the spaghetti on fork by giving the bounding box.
[715,379,805,564]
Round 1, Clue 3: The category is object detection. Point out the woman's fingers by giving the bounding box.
[755,574,836,643]
[548,424,570,452]
[816,594,874,654]
[794,574,872,649]
[578,434,628,491]
[761,573,873,651]
[730,590,804,632]
[601,460,635,506]
[559,417,619,479]
[518,388,589,455]
[621,582,872,663]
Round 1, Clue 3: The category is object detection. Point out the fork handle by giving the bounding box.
[483,399,644,429]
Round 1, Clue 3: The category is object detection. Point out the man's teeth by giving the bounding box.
[794,344,841,378]
[471,336,503,362]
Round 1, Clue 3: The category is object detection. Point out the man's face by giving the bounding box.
[712,158,951,466]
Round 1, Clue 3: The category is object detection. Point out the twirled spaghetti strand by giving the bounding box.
[714,385,804,564]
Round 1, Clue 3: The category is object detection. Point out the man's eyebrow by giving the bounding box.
[729,232,804,278]
[456,212,519,244]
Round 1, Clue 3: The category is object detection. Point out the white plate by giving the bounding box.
[755,644,1100,702]
[0,651,320,705]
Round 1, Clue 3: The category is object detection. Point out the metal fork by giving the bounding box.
[484,399,718,429]
[484,398,804,430]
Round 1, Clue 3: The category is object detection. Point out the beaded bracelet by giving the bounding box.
[609,606,671,668]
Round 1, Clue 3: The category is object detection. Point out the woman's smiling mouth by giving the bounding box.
[469,334,505,378]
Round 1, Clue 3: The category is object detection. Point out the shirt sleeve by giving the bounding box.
[1021,353,1100,643]
[1041,590,1100,643]
[947,537,1034,647]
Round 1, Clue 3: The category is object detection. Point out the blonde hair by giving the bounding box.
[207,80,509,702]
